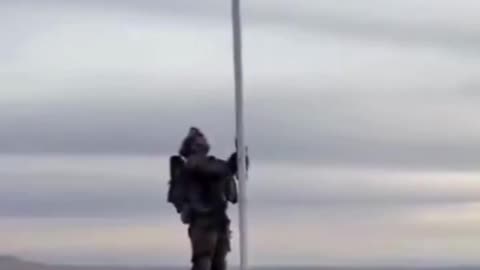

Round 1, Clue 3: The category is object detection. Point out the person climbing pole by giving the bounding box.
[167,127,248,270]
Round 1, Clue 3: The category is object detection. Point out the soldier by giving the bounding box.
[168,127,246,270]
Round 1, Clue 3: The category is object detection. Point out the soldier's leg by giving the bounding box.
[189,224,218,270]
[211,227,231,270]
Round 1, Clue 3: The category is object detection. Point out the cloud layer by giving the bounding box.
[2,2,480,169]
[1,155,479,265]
[1,0,480,266]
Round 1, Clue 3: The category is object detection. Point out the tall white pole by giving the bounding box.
[231,1,248,270]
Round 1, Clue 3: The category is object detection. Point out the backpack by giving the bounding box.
[167,155,186,214]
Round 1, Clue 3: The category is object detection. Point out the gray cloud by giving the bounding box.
[3,0,480,52]
[0,170,167,217]
[0,156,478,218]
[2,1,480,265]
[2,88,480,170]
[1,0,479,172]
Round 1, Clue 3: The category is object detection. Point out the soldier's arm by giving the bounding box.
[186,155,231,178]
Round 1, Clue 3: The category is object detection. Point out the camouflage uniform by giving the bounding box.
[171,128,239,270]
[188,213,231,270]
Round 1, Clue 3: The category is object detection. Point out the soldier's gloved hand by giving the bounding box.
[227,150,249,176]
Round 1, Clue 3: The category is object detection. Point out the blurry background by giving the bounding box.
[1,0,480,266]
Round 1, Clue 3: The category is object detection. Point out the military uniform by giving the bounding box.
[184,155,237,270]
[169,128,240,270]
[188,207,232,270]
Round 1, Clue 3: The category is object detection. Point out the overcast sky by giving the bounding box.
[1,0,480,267]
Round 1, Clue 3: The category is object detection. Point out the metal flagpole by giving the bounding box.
[231,1,248,270]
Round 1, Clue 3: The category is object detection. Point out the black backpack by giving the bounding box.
[167,155,186,214]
